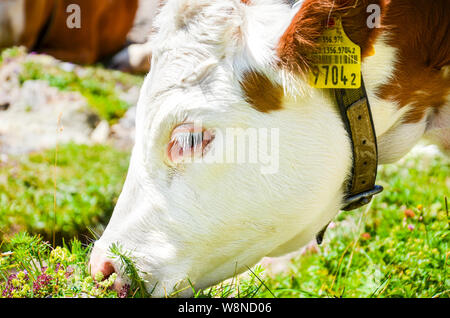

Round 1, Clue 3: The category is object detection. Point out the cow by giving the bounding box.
[89,0,450,297]
[0,0,138,65]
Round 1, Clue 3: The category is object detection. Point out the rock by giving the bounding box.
[90,120,110,144]
[259,240,319,275]
[260,250,303,275]
[110,106,136,150]
[0,79,97,155]
[59,62,76,73]
[127,0,159,44]
[0,56,22,108]
[0,153,7,163]
[0,102,9,110]
[118,85,140,106]
[0,50,140,154]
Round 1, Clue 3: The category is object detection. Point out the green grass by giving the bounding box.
[0,232,153,298]
[225,154,449,298]
[0,148,448,298]
[0,233,120,298]
[0,143,130,243]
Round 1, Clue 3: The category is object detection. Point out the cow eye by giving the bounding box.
[167,124,213,163]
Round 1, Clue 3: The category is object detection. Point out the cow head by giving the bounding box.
[90,0,355,297]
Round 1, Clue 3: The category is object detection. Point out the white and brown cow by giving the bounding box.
[89,0,450,297]
[0,0,138,65]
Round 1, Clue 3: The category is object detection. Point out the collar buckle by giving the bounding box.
[341,184,384,211]
[316,184,384,245]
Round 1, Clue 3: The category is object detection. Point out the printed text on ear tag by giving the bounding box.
[308,16,361,89]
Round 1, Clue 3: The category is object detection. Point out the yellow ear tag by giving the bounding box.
[308,16,361,89]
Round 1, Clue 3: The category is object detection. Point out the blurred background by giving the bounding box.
[0,0,157,242]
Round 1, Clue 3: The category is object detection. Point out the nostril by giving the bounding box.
[90,259,116,281]
[100,261,116,279]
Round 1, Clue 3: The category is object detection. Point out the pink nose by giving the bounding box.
[89,247,117,280]
[89,246,126,294]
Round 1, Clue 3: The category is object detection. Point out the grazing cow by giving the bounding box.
[0,0,138,65]
[89,0,450,297]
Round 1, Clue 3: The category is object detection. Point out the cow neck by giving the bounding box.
[316,77,383,245]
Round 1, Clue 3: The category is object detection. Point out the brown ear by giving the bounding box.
[277,0,386,73]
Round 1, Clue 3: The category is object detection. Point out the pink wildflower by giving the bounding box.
[119,284,130,298]
[361,232,371,240]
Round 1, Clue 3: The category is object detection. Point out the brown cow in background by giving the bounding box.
[0,0,138,65]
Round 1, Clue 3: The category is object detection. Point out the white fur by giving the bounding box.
[92,0,448,297]
[423,98,450,155]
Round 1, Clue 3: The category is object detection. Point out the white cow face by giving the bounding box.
[90,0,352,297]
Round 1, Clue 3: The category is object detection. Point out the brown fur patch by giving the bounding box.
[277,0,450,124]
[376,0,450,123]
[240,71,283,113]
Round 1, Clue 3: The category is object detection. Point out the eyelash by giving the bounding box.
[168,124,215,164]
[172,131,204,152]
